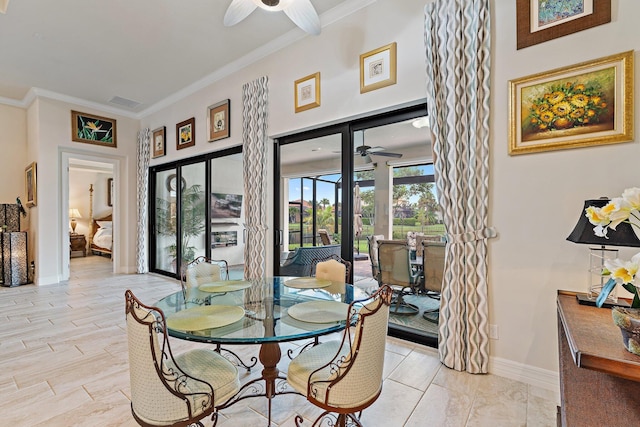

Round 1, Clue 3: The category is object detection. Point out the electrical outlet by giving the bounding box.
[489,324,499,340]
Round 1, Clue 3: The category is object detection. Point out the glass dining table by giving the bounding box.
[155,276,368,425]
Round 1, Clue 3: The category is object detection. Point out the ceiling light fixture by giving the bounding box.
[224,0,321,35]
[411,117,430,129]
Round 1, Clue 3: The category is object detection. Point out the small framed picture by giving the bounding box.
[71,110,117,147]
[508,50,633,155]
[294,72,320,113]
[207,100,230,142]
[360,42,397,94]
[25,162,37,208]
[152,126,166,158]
[107,178,113,207]
[176,117,195,150]
[516,0,611,49]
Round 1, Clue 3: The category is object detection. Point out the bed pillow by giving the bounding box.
[96,221,112,229]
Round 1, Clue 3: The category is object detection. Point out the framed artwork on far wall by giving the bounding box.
[508,50,633,155]
[71,110,117,147]
[360,42,397,93]
[25,162,37,208]
[207,99,230,142]
[294,72,320,113]
[176,117,195,150]
[152,126,166,158]
[107,178,113,207]
[516,0,611,49]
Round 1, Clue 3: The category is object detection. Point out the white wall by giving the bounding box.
[0,104,27,202]
[490,0,640,379]
[29,97,139,284]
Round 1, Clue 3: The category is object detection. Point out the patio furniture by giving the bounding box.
[421,241,445,323]
[377,239,421,315]
[280,244,341,277]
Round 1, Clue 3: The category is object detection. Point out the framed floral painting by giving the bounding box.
[207,100,230,142]
[360,42,397,93]
[176,117,195,150]
[508,50,633,155]
[294,72,320,113]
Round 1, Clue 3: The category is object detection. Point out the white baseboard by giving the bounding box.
[489,355,560,402]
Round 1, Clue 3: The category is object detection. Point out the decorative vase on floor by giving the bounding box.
[612,307,640,356]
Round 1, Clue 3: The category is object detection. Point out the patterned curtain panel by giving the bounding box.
[136,128,151,274]
[424,0,496,374]
[242,76,269,280]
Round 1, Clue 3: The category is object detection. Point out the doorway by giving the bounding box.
[61,151,119,281]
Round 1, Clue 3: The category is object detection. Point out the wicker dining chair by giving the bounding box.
[286,285,393,427]
[124,290,240,427]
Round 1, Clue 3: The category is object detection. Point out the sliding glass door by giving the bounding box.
[274,103,443,347]
[149,147,243,279]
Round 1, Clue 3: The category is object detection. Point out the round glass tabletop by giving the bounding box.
[155,276,366,345]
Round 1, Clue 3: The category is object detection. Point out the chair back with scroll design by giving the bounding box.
[181,256,229,290]
[124,289,240,427]
[286,285,393,427]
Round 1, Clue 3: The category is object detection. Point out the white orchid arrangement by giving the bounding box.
[585,187,640,308]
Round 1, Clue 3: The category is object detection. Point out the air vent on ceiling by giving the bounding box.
[108,96,141,109]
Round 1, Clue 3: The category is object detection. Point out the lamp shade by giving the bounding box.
[69,208,82,219]
[567,198,640,247]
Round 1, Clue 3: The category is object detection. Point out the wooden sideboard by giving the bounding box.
[557,291,640,426]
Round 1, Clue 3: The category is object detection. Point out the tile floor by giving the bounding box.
[0,256,559,426]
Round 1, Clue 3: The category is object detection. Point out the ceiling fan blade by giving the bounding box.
[365,146,386,153]
[224,0,258,26]
[0,0,9,14]
[370,151,403,158]
[284,0,321,35]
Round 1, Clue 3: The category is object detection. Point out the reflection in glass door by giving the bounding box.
[154,168,178,273]
[180,162,207,263]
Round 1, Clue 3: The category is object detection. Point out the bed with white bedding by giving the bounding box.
[91,214,112,257]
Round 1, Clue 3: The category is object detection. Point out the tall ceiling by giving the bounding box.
[0,0,365,116]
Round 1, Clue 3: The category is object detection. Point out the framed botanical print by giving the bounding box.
[516,0,611,49]
[25,162,37,207]
[207,100,230,142]
[152,126,166,158]
[176,117,195,150]
[294,72,320,113]
[71,110,117,147]
[360,42,397,93]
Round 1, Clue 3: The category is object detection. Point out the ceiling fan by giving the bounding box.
[356,143,402,158]
[224,0,321,36]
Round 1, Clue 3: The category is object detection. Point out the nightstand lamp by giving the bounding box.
[567,198,640,304]
[69,208,82,234]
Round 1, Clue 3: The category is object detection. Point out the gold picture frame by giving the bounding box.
[509,50,633,155]
[25,162,37,208]
[517,0,611,50]
[207,99,230,142]
[360,42,397,94]
[294,72,320,113]
[176,117,195,150]
[152,126,166,158]
[71,110,117,147]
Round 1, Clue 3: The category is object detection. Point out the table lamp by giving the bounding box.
[69,208,82,234]
[567,198,640,304]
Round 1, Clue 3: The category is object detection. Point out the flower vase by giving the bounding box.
[612,307,640,356]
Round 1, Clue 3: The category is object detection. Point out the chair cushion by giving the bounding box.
[172,348,241,405]
[287,340,345,396]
